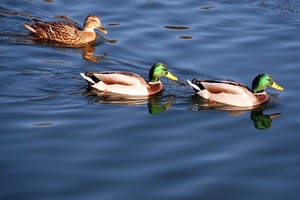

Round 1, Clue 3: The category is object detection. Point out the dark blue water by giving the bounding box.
[1,0,300,199]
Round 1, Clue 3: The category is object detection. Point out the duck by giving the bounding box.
[187,74,283,107]
[24,15,107,45]
[80,63,178,96]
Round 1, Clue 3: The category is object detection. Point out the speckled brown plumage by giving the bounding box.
[24,15,107,45]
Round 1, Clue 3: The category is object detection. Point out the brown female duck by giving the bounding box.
[24,15,107,45]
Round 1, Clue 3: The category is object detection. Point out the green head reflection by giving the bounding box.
[251,111,281,130]
[148,98,171,114]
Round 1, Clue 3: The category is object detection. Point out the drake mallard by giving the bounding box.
[80,63,178,96]
[24,15,107,45]
[187,74,283,107]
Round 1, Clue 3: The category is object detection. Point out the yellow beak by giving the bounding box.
[271,81,284,90]
[166,71,178,81]
[269,113,282,120]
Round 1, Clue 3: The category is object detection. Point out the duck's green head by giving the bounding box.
[149,63,178,83]
[252,74,284,93]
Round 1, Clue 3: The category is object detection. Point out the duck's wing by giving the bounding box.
[37,21,79,34]
[200,80,251,96]
[82,72,148,86]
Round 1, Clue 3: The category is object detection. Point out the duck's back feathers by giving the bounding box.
[200,79,251,95]
[84,72,148,86]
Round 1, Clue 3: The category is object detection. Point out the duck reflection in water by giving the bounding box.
[250,110,281,130]
[23,32,115,62]
[82,88,175,115]
[190,97,282,130]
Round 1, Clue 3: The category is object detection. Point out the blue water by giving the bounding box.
[1,0,300,199]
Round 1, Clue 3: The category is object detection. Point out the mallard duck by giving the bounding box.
[187,74,283,107]
[24,15,107,45]
[80,63,178,96]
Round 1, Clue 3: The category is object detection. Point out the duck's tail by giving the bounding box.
[80,72,100,85]
[187,79,205,92]
[23,23,36,33]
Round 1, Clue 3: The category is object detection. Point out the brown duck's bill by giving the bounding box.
[98,26,108,34]
[166,71,178,81]
[271,81,284,90]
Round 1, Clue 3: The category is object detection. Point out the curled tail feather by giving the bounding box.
[80,72,101,85]
[24,23,36,33]
[187,79,205,92]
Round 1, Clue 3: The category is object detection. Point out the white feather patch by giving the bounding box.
[80,73,95,84]
[187,79,201,91]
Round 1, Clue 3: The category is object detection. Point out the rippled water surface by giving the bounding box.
[1,0,300,199]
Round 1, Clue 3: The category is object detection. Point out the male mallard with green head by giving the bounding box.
[187,74,283,107]
[24,15,107,45]
[80,63,178,96]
